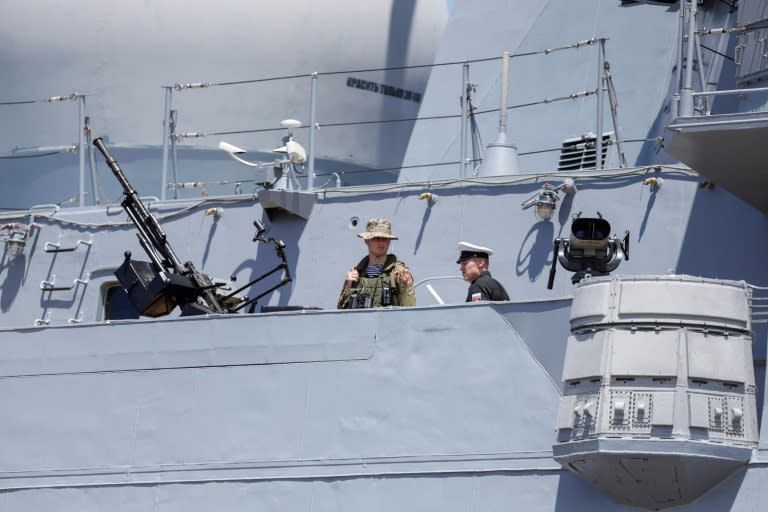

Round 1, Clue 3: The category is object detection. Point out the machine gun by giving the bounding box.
[94,138,231,317]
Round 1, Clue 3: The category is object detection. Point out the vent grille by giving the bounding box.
[736,0,768,84]
[557,132,612,171]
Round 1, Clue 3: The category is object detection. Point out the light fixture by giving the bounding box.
[521,178,577,221]
[643,176,664,191]
[546,212,630,289]
[1,222,39,258]
[418,191,438,204]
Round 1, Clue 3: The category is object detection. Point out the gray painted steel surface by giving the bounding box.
[2,0,768,510]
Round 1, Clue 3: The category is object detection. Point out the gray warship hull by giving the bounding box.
[3,0,768,510]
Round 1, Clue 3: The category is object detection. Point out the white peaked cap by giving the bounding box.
[457,241,494,255]
[456,241,494,263]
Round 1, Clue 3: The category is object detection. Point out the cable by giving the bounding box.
[175,37,598,89]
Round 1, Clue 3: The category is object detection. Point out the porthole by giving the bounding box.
[103,283,139,320]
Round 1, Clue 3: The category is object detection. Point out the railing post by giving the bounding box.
[460,62,469,177]
[694,32,708,115]
[161,86,173,200]
[595,39,606,170]
[308,72,318,190]
[679,0,697,117]
[85,115,100,205]
[499,51,510,135]
[78,94,86,206]
[672,2,685,118]
[169,109,179,199]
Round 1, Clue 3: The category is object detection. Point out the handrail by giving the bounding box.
[692,85,768,98]
[4,35,619,201]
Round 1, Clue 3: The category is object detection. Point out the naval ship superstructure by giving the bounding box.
[2,1,768,510]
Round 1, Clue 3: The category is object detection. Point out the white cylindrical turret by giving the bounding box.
[554,275,758,510]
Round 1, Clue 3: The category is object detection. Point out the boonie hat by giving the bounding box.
[358,218,399,240]
[456,241,493,263]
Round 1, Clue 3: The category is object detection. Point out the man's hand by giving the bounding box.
[345,269,359,287]
[396,270,413,287]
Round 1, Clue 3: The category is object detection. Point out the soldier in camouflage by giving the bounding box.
[337,219,416,309]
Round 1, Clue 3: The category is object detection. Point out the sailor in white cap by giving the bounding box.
[456,241,509,302]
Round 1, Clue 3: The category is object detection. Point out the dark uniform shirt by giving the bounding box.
[466,271,509,302]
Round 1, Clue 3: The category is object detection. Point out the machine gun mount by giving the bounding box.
[94,137,232,317]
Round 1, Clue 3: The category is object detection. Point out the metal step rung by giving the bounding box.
[40,275,89,292]
[44,238,92,253]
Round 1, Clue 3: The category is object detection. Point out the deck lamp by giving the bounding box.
[1,222,37,258]
[521,178,577,221]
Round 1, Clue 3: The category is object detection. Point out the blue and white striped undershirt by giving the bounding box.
[365,263,385,278]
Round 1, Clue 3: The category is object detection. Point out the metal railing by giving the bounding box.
[2,35,636,204]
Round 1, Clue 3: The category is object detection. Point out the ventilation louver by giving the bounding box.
[736,0,768,84]
[557,132,612,171]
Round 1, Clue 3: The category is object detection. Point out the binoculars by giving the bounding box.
[347,286,393,309]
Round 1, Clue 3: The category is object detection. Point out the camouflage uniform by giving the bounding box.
[337,254,416,309]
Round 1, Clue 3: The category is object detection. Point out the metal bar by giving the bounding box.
[680,0,697,116]
[672,0,685,117]
[161,87,173,200]
[170,109,179,199]
[694,32,709,114]
[231,264,290,312]
[40,277,89,292]
[308,72,318,190]
[44,239,92,253]
[93,138,183,273]
[692,85,768,97]
[243,278,292,312]
[460,62,469,177]
[85,116,100,205]
[603,57,627,167]
[78,95,86,206]
[668,116,768,129]
[499,51,510,135]
[595,39,605,170]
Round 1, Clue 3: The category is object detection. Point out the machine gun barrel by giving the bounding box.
[92,138,184,274]
[92,137,136,198]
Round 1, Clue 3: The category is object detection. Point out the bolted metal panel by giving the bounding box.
[608,391,632,431]
[610,329,679,377]
[651,392,675,427]
[571,276,751,332]
[689,392,714,429]
[569,280,611,326]
[687,334,751,384]
[562,331,605,381]
[556,395,578,431]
